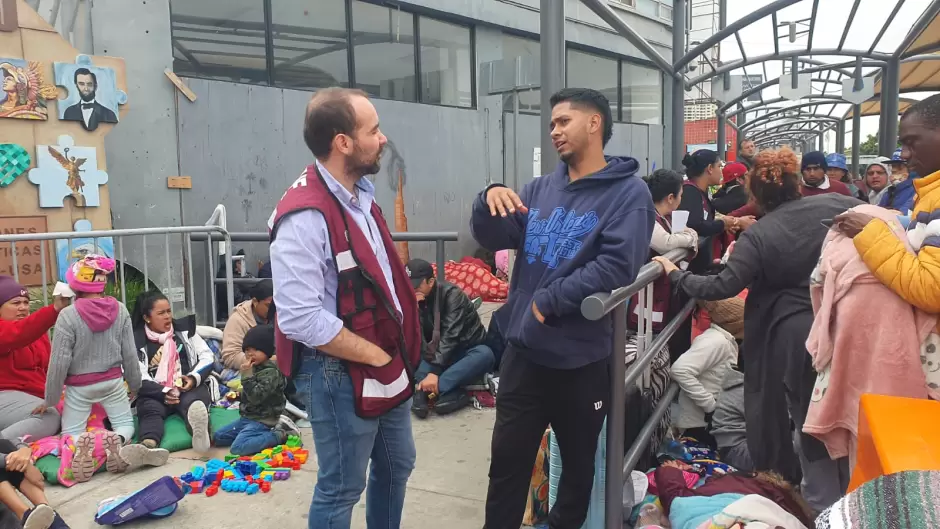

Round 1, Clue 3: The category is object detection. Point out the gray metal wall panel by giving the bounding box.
[647,124,665,172]
[177,79,489,274]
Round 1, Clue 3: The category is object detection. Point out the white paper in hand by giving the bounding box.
[53,282,75,298]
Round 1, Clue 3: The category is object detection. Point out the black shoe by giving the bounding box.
[434,391,470,416]
[411,390,430,419]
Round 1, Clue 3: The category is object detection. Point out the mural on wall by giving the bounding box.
[55,219,113,281]
[0,143,30,187]
[55,55,127,132]
[0,59,57,120]
[28,135,109,207]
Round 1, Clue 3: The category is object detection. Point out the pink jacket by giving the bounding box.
[804,205,938,464]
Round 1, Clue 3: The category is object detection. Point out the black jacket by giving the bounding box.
[133,315,216,400]
[63,101,118,132]
[711,183,749,215]
[420,281,486,374]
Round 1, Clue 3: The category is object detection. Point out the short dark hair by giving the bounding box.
[902,93,940,130]
[682,149,720,178]
[644,168,684,203]
[74,68,96,87]
[131,290,168,329]
[549,88,614,146]
[249,279,273,301]
[738,137,754,150]
[303,87,370,158]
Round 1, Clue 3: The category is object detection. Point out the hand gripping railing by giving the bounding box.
[580,247,694,528]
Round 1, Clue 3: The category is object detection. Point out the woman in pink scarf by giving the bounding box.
[126,291,216,460]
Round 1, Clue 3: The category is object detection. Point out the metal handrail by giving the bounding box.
[581,248,690,321]
[578,247,694,529]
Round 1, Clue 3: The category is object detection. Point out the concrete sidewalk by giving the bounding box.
[46,303,503,528]
[46,407,495,528]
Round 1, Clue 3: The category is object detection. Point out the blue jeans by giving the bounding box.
[213,417,280,456]
[414,344,495,396]
[294,352,416,529]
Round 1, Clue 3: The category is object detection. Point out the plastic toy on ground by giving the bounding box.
[95,476,185,525]
[175,442,308,500]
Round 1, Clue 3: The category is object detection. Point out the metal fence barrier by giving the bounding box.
[1,219,457,329]
[190,231,459,327]
[580,247,694,529]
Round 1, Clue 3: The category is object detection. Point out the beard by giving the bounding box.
[79,89,95,102]
[350,144,383,177]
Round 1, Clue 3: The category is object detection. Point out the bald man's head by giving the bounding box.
[303,87,369,158]
[303,87,386,177]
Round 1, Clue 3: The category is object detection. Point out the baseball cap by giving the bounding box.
[405,259,435,288]
[890,148,907,164]
[721,162,748,185]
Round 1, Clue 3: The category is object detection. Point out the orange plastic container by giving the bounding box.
[848,394,940,492]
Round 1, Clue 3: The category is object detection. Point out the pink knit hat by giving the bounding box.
[66,255,115,294]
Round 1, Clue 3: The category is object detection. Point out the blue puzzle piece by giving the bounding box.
[27,135,108,207]
[54,55,127,132]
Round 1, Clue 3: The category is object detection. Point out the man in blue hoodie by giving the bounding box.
[471,88,655,529]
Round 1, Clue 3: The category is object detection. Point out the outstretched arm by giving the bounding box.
[470,184,531,251]
[667,231,761,301]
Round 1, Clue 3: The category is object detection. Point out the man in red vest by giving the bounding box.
[269,88,421,529]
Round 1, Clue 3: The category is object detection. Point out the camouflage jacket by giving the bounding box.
[240,360,287,426]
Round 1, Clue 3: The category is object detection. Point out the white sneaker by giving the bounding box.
[120,443,170,470]
[187,402,211,454]
[22,504,55,529]
[275,414,302,444]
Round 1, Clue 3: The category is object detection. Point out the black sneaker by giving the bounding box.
[434,391,470,416]
[411,390,430,419]
[22,505,55,529]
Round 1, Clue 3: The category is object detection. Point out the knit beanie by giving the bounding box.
[0,275,27,306]
[801,151,828,172]
[66,255,115,294]
[242,324,276,358]
[700,296,745,340]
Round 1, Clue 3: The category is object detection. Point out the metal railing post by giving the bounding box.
[605,302,627,529]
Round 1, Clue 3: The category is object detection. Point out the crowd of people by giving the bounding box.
[4,85,940,529]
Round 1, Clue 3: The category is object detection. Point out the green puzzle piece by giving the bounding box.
[0,143,30,188]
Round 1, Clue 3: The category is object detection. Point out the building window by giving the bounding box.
[659,4,673,21]
[169,0,268,85]
[168,0,474,108]
[352,1,416,102]
[622,62,662,124]
[418,17,473,107]
[501,34,541,113]
[566,49,618,121]
[270,0,349,90]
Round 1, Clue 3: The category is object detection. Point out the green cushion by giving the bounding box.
[36,407,241,484]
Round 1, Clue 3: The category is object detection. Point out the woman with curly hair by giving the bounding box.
[652,147,861,512]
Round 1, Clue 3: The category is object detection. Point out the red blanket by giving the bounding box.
[432,259,509,302]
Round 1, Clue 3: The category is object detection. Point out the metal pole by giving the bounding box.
[836,119,845,153]
[605,303,627,529]
[717,113,727,159]
[852,104,861,176]
[513,84,520,187]
[671,0,687,167]
[882,57,900,156]
[540,0,565,175]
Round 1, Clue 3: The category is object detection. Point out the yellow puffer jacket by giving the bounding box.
[854,169,940,313]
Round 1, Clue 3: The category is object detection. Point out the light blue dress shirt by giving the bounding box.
[270,161,403,349]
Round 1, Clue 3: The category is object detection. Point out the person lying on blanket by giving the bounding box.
[0,437,70,529]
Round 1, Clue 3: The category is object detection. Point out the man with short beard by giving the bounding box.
[62,68,117,131]
[737,138,757,169]
[269,88,420,529]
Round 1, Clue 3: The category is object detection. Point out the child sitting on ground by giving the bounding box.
[0,437,70,529]
[213,325,300,455]
[41,256,145,482]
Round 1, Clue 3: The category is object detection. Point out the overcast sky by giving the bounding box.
[717,0,934,149]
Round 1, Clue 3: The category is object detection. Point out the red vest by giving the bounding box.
[269,164,421,418]
[628,215,673,333]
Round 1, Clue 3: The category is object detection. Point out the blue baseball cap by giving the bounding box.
[825,153,848,172]
[890,148,907,164]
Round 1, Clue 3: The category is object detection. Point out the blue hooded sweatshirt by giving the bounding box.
[470,156,655,369]
[879,172,919,215]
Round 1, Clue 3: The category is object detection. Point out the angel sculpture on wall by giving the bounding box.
[48,145,87,206]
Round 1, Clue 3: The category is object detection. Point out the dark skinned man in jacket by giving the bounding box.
[406,259,495,418]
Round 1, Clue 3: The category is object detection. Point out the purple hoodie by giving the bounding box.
[74,297,119,332]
